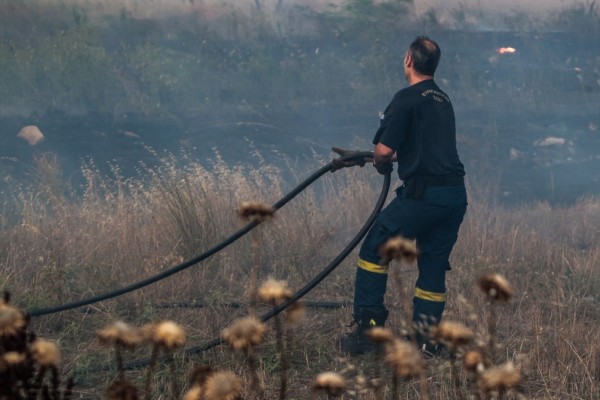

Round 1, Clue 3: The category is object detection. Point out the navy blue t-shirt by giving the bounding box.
[373,79,465,180]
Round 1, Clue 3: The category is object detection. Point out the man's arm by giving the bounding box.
[373,142,396,166]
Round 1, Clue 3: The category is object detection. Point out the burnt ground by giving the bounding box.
[1,29,599,206]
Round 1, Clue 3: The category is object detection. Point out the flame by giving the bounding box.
[497,47,516,54]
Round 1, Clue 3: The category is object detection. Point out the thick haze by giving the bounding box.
[1,0,599,205]
[416,0,583,14]
[32,0,584,15]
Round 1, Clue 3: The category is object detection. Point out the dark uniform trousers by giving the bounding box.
[353,182,467,330]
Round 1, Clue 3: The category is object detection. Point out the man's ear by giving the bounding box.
[404,53,412,67]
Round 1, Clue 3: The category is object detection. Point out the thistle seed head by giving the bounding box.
[237,201,275,222]
[463,349,486,373]
[432,321,474,349]
[355,374,367,387]
[258,278,292,305]
[365,327,395,344]
[30,339,61,367]
[478,362,521,393]
[284,300,306,327]
[0,302,26,337]
[203,371,243,400]
[384,338,424,379]
[312,372,346,397]
[182,385,202,400]
[478,273,513,302]
[97,321,143,349]
[221,316,267,351]
[379,236,418,264]
[4,351,26,364]
[148,321,187,351]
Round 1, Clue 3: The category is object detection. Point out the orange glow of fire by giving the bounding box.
[497,47,516,54]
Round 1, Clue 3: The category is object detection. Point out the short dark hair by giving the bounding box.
[408,36,441,76]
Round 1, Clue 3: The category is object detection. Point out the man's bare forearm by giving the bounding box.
[373,142,396,166]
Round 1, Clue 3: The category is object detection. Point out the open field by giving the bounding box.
[1,1,600,398]
[1,152,600,398]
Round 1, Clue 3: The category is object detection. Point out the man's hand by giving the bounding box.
[330,147,368,172]
[374,161,393,175]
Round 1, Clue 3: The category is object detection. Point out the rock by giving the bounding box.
[122,130,140,138]
[17,125,44,145]
[534,136,565,147]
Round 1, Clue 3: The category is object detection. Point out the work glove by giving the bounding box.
[330,147,368,172]
[374,161,393,175]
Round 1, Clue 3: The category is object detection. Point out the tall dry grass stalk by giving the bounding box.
[97,321,143,379]
[221,316,267,398]
[379,236,418,341]
[432,320,474,399]
[237,201,275,315]
[142,321,187,399]
[384,337,426,399]
[258,278,293,399]
[478,273,513,364]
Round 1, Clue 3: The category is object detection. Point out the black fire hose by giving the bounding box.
[27,150,385,318]
[117,157,392,371]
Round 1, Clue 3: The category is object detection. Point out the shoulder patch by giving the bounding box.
[421,89,450,103]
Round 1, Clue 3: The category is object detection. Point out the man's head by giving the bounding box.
[404,36,441,82]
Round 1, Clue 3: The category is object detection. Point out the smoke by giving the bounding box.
[0,0,598,205]
[415,0,585,15]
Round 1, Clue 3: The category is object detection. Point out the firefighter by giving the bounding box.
[340,36,467,356]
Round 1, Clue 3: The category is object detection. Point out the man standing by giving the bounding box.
[340,36,467,356]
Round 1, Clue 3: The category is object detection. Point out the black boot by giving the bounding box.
[339,307,389,356]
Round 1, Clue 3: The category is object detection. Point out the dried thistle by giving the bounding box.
[3,351,26,364]
[257,278,292,305]
[97,321,143,349]
[355,374,367,389]
[106,378,139,400]
[312,372,346,397]
[384,338,424,380]
[237,201,275,222]
[221,316,267,351]
[0,302,26,337]
[284,300,306,327]
[258,279,294,399]
[182,385,202,400]
[463,349,486,373]
[379,236,418,265]
[478,362,521,393]
[30,338,61,367]
[142,321,186,399]
[431,321,474,350]
[189,365,214,386]
[478,273,513,302]
[365,327,395,344]
[148,321,187,351]
[203,371,243,400]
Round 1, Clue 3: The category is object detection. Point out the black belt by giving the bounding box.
[403,175,464,199]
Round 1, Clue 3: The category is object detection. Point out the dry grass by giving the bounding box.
[1,151,599,399]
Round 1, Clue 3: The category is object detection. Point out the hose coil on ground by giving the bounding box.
[26,150,391,369]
